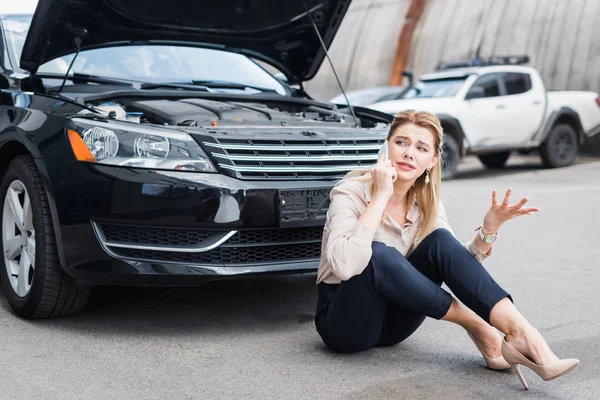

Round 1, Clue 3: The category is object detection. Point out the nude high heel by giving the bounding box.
[467,332,511,370]
[501,337,580,390]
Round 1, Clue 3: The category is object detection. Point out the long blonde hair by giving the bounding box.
[343,110,443,247]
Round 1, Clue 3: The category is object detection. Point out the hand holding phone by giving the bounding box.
[377,140,389,160]
[372,140,397,200]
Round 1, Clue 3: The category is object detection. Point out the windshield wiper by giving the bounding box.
[192,80,278,94]
[140,82,210,91]
[141,80,277,94]
[72,73,134,86]
[36,72,134,87]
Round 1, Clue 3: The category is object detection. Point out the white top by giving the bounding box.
[316,177,490,284]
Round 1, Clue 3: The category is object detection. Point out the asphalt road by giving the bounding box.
[1,155,599,400]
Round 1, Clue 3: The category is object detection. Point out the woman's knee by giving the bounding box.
[371,241,408,267]
[371,241,388,255]
[422,228,461,250]
[369,242,414,285]
[428,228,454,241]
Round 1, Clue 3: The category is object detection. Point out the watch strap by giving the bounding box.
[475,225,497,242]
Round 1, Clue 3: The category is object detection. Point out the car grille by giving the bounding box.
[101,224,212,246]
[202,137,384,180]
[227,227,324,245]
[94,223,324,265]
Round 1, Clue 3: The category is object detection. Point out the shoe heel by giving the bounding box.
[511,364,529,390]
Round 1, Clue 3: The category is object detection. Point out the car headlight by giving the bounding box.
[66,119,216,172]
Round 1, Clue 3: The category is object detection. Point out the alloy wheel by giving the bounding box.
[553,132,575,162]
[2,180,36,297]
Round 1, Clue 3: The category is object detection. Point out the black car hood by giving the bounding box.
[19,0,351,83]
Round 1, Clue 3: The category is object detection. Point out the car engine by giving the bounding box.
[91,98,360,127]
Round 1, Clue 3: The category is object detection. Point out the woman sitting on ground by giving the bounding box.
[314,110,578,390]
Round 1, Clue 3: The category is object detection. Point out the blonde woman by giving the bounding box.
[314,110,578,390]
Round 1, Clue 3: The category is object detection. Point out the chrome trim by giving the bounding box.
[203,142,381,151]
[218,164,367,173]
[182,260,319,275]
[91,222,237,253]
[116,250,319,270]
[220,239,321,248]
[100,245,320,269]
[103,245,320,268]
[212,153,377,162]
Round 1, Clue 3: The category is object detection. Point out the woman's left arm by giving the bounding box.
[436,188,539,261]
[474,188,540,254]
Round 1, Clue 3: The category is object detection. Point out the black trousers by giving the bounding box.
[315,228,511,353]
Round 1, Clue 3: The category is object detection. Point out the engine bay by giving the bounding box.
[87,97,379,128]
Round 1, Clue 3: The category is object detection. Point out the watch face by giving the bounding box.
[485,236,497,244]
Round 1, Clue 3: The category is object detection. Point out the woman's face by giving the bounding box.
[387,123,440,183]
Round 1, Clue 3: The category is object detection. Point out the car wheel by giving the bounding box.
[441,134,460,180]
[540,124,578,168]
[478,151,511,169]
[0,156,90,319]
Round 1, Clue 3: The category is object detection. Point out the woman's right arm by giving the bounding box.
[325,152,396,280]
[324,185,389,281]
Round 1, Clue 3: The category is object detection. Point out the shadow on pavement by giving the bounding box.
[0,273,319,337]
[450,154,597,181]
[453,162,544,181]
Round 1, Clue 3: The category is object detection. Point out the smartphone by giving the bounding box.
[377,140,389,161]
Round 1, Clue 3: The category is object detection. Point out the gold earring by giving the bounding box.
[425,169,430,184]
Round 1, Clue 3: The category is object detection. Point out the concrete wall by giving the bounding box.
[304,0,411,100]
[305,0,600,101]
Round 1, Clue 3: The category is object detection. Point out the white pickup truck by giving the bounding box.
[369,65,600,178]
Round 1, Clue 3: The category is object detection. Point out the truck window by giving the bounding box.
[468,73,502,98]
[503,73,532,95]
[400,77,467,99]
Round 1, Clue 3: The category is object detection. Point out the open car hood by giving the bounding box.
[19,0,352,83]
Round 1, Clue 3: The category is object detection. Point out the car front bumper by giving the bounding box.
[41,159,334,286]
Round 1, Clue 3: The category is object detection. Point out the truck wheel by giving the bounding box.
[0,156,91,319]
[478,152,510,169]
[540,124,578,168]
[441,134,460,180]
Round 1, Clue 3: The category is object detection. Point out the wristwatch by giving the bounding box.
[475,225,498,244]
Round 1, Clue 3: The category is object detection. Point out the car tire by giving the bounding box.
[478,152,511,169]
[0,155,90,319]
[540,124,578,168]
[441,134,460,180]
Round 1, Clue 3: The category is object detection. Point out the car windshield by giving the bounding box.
[1,15,30,70]
[400,78,467,99]
[1,15,287,95]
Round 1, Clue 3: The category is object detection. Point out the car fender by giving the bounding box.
[0,125,68,274]
[437,113,468,156]
[537,107,584,144]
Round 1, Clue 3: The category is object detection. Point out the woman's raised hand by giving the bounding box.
[483,188,540,233]
[371,146,397,201]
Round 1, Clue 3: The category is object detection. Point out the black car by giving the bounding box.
[0,0,391,319]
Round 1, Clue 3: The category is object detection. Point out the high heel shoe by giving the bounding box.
[501,337,579,390]
[467,332,511,370]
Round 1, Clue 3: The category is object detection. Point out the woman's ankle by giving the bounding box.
[505,324,536,339]
[489,297,532,334]
[465,319,492,335]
